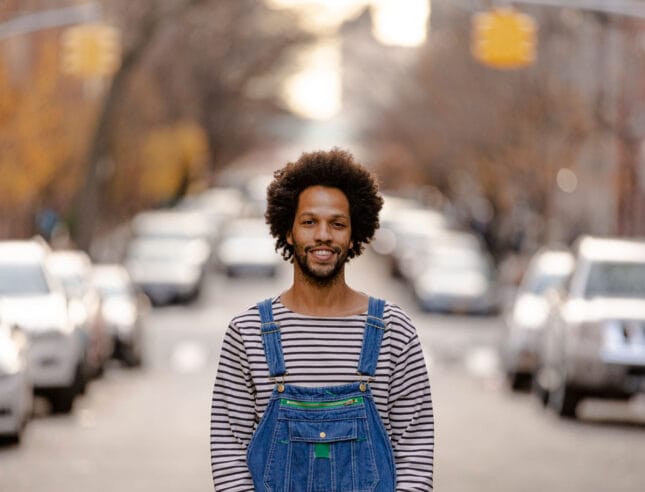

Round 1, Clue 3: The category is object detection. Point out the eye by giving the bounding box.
[333,222,347,229]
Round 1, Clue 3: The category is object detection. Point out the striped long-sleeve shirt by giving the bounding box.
[210,297,434,491]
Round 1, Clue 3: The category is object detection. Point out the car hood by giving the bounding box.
[0,294,69,332]
[565,297,645,322]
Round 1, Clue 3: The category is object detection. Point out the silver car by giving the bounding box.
[538,236,645,418]
[0,312,32,443]
[217,218,281,277]
[501,248,574,390]
[411,233,499,315]
[47,250,113,379]
[92,264,148,367]
[125,237,210,305]
[0,240,84,414]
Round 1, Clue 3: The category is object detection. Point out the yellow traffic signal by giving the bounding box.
[61,24,121,77]
[472,8,537,69]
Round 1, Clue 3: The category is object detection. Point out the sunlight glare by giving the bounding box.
[282,39,342,120]
[265,0,368,34]
[371,0,430,47]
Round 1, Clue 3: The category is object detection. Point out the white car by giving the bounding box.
[131,210,216,254]
[217,218,281,277]
[0,240,84,414]
[47,250,113,379]
[501,248,575,390]
[539,236,645,418]
[92,264,147,367]
[412,233,499,315]
[125,237,210,305]
[0,312,32,443]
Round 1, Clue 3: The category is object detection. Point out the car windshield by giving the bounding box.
[584,261,645,299]
[0,262,50,296]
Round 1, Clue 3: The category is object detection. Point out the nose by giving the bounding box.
[314,222,332,242]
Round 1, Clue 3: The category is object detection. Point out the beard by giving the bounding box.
[292,242,349,287]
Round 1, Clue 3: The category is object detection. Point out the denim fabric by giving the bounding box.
[247,299,396,492]
[258,298,287,377]
[357,298,386,377]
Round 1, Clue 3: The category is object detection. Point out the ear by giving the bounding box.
[349,239,354,250]
[286,230,293,246]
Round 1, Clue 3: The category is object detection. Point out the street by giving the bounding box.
[1,250,645,492]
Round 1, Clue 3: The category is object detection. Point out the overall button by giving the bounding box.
[319,432,326,438]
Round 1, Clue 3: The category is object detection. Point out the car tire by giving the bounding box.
[508,371,531,391]
[49,387,76,414]
[531,372,549,407]
[548,381,580,419]
[50,364,83,414]
[123,349,143,368]
[0,432,21,445]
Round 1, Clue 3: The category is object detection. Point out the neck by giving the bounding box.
[281,264,368,317]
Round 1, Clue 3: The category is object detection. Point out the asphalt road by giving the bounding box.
[1,250,645,491]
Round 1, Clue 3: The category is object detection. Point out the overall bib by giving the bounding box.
[246,297,396,492]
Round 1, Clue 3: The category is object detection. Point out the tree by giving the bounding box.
[365,4,596,258]
[73,0,307,251]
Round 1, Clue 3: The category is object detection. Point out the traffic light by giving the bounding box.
[61,24,121,77]
[471,8,537,69]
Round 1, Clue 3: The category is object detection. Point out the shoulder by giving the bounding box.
[229,304,259,327]
[382,300,418,341]
[228,296,281,330]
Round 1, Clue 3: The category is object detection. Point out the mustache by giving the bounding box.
[304,243,341,254]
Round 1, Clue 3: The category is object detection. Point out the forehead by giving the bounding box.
[296,186,350,215]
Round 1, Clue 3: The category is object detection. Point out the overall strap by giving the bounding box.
[257,298,287,378]
[357,297,386,377]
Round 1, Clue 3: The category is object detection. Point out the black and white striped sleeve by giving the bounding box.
[388,311,434,490]
[210,321,256,491]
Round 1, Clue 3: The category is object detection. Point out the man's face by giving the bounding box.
[287,185,353,285]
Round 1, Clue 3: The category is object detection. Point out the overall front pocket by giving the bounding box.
[264,399,379,492]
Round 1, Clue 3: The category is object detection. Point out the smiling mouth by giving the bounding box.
[305,246,339,262]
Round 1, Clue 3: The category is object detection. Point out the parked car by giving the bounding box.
[384,208,450,279]
[47,250,113,379]
[0,239,84,413]
[131,210,216,255]
[411,232,499,315]
[124,236,210,305]
[176,187,246,242]
[92,264,148,367]
[0,311,32,443]
[217,218,281,277]
[538,236,645,418]
[500,248,575,390]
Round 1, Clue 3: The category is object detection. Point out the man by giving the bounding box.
[210,149,434,490]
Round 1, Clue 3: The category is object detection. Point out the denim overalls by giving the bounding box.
[246,297,396,492]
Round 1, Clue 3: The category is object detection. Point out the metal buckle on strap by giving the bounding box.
[356,372,373,392]
[270,373,288,393]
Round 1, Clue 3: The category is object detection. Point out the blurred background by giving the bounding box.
[1,0,645,491]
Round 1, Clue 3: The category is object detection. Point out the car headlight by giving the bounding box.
[0,345,21,376]
[102,299,137,326]
[512,296,549,330]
